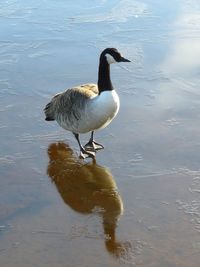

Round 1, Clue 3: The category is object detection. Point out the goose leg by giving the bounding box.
[84,131,104,151]
[73,133,95,159]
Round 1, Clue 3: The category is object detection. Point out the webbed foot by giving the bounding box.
[84,141,104,151]
[79,147,96,159]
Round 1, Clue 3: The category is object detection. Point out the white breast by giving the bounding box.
[77,90,120,133]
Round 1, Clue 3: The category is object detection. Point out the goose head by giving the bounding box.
[100,48,131,65]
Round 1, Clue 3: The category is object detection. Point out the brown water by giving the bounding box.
[1,0,200,266]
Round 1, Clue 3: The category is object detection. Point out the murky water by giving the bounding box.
[1,0,200,266]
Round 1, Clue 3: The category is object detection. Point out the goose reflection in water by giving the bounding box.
[47,142,131,258]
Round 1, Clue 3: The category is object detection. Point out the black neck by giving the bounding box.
[97,57,113,94]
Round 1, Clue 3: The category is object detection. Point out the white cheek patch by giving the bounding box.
[105,53,117,64]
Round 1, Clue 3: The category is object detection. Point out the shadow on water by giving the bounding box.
[46,142,132,260]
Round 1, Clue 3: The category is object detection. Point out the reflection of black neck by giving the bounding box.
[104,221,130,259]
[103,216,118,252]
[98,57,113,94]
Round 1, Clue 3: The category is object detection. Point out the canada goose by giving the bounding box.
[44,48,130,158]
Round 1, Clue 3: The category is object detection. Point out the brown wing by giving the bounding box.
[79,83,99,95]
[44,83,98,121]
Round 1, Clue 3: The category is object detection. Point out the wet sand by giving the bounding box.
[1,0,200,266]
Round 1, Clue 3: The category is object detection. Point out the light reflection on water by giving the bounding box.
[1,0,200,266]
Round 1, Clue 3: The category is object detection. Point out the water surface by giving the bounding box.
[1,0,200,266]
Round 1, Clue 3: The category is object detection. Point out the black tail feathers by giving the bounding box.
[45,117,55,121]
[44,102,55,121]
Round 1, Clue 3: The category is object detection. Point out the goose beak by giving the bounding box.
[120,57,131,62]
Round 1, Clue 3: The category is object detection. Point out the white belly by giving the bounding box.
[77,90,120,133]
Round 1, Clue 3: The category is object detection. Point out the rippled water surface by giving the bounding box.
[1,0,200,266]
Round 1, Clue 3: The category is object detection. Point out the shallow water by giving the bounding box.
[1,0,200,266]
